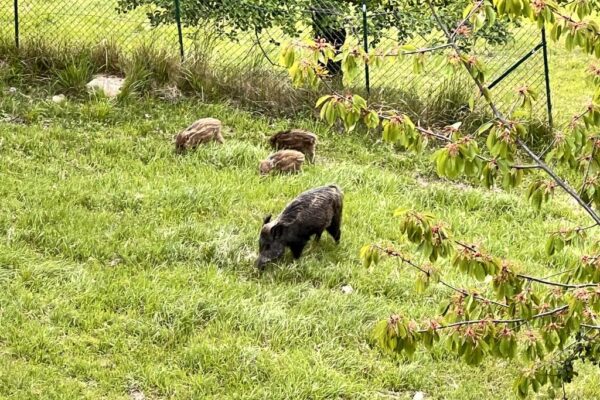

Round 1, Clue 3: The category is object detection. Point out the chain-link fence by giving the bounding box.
[0,0,552,124]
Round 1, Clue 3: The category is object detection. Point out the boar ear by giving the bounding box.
[271,223,284,239]
[263,214,272,225]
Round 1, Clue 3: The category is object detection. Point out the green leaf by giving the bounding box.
[474,262,487,281]
[545,236,555,256]
[415,274,427,294]
[324,102,336,126]
[477,122,494,135]
[400,44,418,52]
[462,3,474,19]
[435,150,449,177]
[352,95,367,111]
[360,244,373,268]
[365,111,380,130]
[485,5,497,27]
[316,95,333,108]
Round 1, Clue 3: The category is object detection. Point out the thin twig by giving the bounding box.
[550,223,599,235]
[543,268,576,280]
[373,244,508,308]
[579,145,597,196]
[450,0,485,40]
[418,305,569,332]
[538,137,557,159]
[255,30,278,67]
[379,43,454,57]
[414,125,453,142]
[454,241,600,289]
[516,274,600,289]
[581,324,600,329]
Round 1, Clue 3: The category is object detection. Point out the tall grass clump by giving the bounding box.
[90,39,123,74]
[53,58,94,94]
[0,38,106,91]
[0,34,543,129]
[120,43,180,97]
[178,33,318,116]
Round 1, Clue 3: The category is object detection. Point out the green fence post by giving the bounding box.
[14,0,19,49]
[361,0,370,96]
[174,0,185,60]
[541,27,553,129]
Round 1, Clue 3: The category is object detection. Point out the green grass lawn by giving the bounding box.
[1,2,600,399]
[0,79,599,399]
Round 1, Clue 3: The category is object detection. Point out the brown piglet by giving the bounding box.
[259,150,305,176]
[269,129,317,162]
[175,117,224,153]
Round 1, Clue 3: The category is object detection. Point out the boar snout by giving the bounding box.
[256,256,269,271]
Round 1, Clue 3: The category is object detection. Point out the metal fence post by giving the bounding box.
[361,0,370,96]
[174,0,185,60]
[541,27,553,128]
[14,0,19,49]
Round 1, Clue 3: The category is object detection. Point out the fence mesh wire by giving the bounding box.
[0,0,550,123]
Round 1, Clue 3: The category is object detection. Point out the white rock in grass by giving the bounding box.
[413,391,426,400]
[341,284,354,295]
[52,94,66,104]
[8,87,17,94]
[86,75,125,98]
[129,389,145,400]
[109,257,122,268]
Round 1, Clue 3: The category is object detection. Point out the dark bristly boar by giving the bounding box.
[269,129,317,162]
[256,185,343,270]
[175,117,224,153]
[259,150,305,176]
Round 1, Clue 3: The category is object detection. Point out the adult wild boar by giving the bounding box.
[256,185,343,270]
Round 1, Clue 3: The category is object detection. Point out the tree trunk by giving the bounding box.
[311,6,347,77]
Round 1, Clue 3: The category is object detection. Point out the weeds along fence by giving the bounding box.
[0,0,552,124]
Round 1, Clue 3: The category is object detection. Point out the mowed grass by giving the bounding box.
[1,78,600,399]
[1,3,600,399]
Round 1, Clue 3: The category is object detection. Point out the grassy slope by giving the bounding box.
[1,3,600,399]
[0,80,599,399]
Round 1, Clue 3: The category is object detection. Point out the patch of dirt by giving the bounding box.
[128,388,145,400]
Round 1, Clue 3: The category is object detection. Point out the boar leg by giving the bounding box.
[309,148,315,163]
[326,217,341,244]
[314,230,324,242]
[289,240,308,259]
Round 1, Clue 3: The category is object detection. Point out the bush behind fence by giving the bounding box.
[0,0,551,124]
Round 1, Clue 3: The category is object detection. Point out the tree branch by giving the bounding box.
[516,274,600,289]
[418,305,569,332]
[455,240,600,289]
[581,324,600,330]
[517,138,600,225]
[425,0,600,227]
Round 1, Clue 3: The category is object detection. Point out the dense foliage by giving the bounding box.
[115,0,513,45]
[284,0,600,398]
